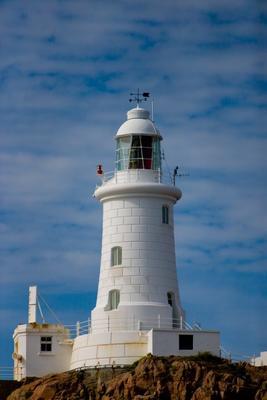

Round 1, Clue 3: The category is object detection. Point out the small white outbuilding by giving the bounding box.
[251,352,267,367]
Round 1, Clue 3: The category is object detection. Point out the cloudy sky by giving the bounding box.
[0,0,266,367]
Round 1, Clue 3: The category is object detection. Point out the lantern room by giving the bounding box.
[115,107,162,171]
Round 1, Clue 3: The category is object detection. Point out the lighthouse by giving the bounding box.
[13,96,220,379]
[91,106,184,332]
[70,96,220,368]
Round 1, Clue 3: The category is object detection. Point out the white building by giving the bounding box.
[13,102,220,380]
[13,286,72,381]
[251,352,267,367]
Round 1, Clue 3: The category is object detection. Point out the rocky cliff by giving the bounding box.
[7,354,267,400]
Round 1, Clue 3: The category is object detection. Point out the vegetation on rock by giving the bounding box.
[6,354,267,400]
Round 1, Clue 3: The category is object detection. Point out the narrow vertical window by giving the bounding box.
[108,289,120,310]
[162,205,169,224]
[40,336,52,352]
[167,292,173,306]
[111,246,122,266]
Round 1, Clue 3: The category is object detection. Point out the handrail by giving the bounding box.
[64,316,201,339]
[96,169,173,187]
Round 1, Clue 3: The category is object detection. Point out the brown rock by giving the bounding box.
[6,355,267,400]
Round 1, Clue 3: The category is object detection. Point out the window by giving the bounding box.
[167,292,179,328]
[179,334,193,350]
[111,246,122,266]
[108,289,120,310]
[40,336,52,352]
[167,292,173,306]
[162,205,169,224]
[116,135,161,171]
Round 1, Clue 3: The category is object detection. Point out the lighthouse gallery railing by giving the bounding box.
[97,169,174,187]
[64,316,201,339]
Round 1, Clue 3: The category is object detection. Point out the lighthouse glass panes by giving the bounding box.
[116,136,161,171]
[111,246,122,266]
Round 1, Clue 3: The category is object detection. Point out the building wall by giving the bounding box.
[252,351,267,366]
[70,328,220,369]
[92,194,183,332]
[147,329,221,357]
[13,324,72,380]
[70,331,148,369]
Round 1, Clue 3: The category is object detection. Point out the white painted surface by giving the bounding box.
[147,329,220,357]
[13,323,72,380]
[116,107,160,138]
[95,180,182,200]
[251,351,267,366]
[70,331,148,368]
[28,286,37,324]
[70,328,220,369]
[91,192,184,334]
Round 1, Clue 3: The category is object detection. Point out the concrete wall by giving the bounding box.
[70,331,148,369]
[147,329,220,357]
[13,323,72,380]
[252,351,267,366]
[71,328,220,369]
[92,192,183,333]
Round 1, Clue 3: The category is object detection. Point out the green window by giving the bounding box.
[162,205,169,224]
[108,290,120,310]
[111,246,122,266]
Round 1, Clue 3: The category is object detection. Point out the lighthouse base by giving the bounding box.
[70,329,220,369]
[70,331,148,369]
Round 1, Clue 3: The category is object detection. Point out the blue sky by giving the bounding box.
[0,0,266,366]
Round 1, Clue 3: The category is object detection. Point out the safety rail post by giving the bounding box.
[138,320,141,330]
[157,314,161,328]
[107,315,110,332]
[180,315,183,330]
[76,321,80,337]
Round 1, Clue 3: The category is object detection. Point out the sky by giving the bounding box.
[0,0,266,367]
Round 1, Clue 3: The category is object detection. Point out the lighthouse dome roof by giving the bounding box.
[116,107,161,138]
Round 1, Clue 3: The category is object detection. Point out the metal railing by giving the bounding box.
[96,169,173,187]
[64,316,201,339]
[220,346,256,364]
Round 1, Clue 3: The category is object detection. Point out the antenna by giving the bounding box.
[173,165,189,186]
[28,285,61,324]
[129,89,150,107]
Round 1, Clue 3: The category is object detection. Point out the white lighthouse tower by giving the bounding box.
[91,107,183,332]
[70,96,220,368]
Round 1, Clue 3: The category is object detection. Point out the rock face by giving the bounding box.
[7,354,267,400]
[0,380,22,400]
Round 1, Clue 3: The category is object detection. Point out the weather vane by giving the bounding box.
[129,89,150,107]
